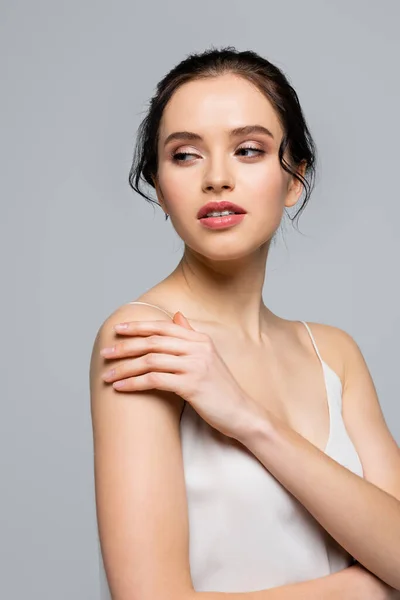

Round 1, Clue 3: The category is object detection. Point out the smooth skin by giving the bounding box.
[90,73,400,599]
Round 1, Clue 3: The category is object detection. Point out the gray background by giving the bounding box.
[1,0,399,598]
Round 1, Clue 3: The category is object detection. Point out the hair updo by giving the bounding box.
[128,45,317,231]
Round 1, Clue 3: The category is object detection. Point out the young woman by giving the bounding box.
[90,47,400,599]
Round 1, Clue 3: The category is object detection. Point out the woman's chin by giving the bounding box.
[185,241,267,265]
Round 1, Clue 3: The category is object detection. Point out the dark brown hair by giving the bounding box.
[128,45,317,231]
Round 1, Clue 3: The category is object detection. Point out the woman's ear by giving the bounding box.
[285,161,307,208]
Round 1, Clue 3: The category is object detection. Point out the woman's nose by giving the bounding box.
[202,160,235,193]
[203,168,234,192]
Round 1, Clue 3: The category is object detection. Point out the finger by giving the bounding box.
[112,371,179,393]
[173,311,195,330]
[102,353,188,383]
[100,335,197,359]
[113,319,205,342]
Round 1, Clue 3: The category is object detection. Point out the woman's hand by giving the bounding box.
[100,311,270,442]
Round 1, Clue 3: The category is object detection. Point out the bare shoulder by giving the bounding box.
[305,321,368,381]
[297,320,355,387]
[303,320,358,349]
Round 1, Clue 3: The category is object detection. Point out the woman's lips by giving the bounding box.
[197,201,247,219]
[198,213,246,229]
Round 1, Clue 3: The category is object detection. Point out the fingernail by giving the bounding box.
[113,380,126,389]
[114,323,128,331]
[100,347,115,356]
[102,369,115,380]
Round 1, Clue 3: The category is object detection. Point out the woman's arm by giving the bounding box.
[234,326,400,592]
[189,564,397,600]
[90,305,192,600]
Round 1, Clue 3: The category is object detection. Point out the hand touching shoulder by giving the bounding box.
[89,303,192,600]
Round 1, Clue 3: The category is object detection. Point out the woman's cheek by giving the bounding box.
[246,159,283,190]
[157,166,196,212]
[244,171,286,216]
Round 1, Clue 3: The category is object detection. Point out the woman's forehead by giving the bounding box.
[160,76,282,143]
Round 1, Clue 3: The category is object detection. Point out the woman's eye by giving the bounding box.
[236,146,265,157]
[172,151,197,163]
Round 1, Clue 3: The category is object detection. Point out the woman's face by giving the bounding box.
[154,73,303,260]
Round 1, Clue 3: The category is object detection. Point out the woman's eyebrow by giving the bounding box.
[163,124,275,147]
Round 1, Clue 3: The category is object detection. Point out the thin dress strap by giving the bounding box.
[127,301,174,319]
[300,321,323,365]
